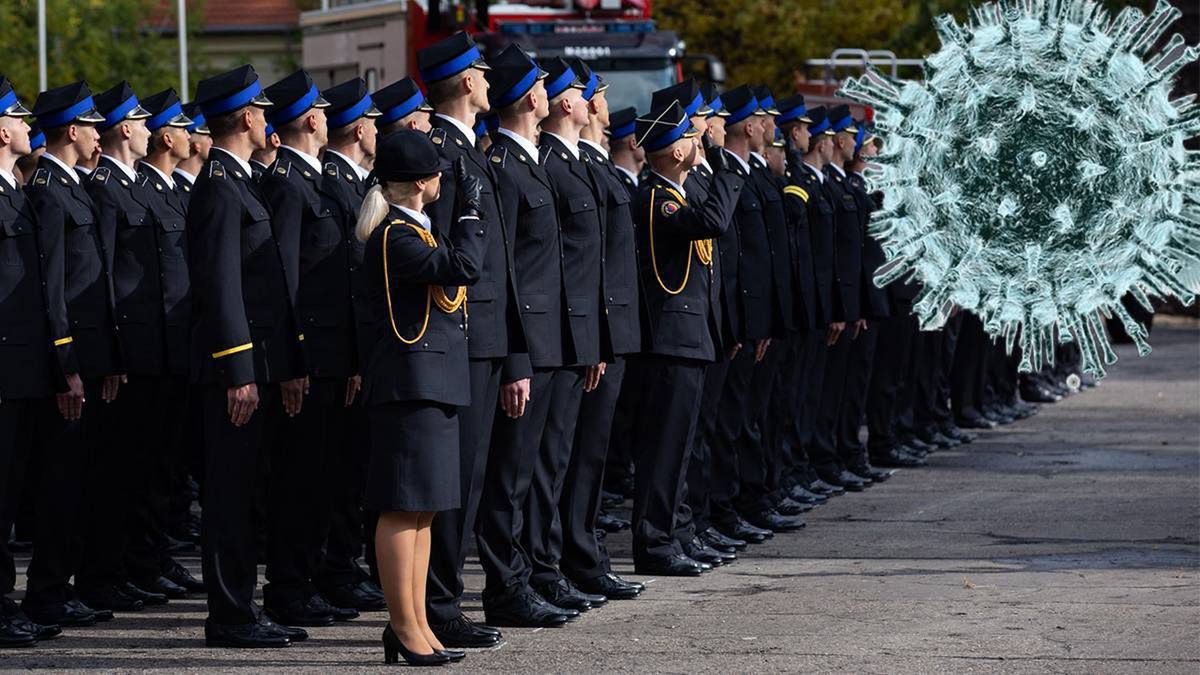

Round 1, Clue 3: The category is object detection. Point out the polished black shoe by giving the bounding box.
[600,490,625,508]
[745,510,806,532]
[808,478,845,496]
[897,443,929,459]
[1,600,60,642]
[871,448,927,468]
[265,596,335,627]
[787,485,827,505]
[0,617,36,648]
[80,584,145,612]
[1020,384,1060,403]
[137,576,188,599]
[573,573,642,600]
[634,553,707,577]
[382,624,448,665]
[918,429,958,449]
[162,559,206,593]
[981,406,1015,425]
[774,497,811,516]
[316,594,360,622]
[534,578,602,612]
[903,435,936,453]
[821,469,869,492]
[683,537,734,566]
[940,424,975,444]
[485,592,574,628]
[957,413,997,430]
[850,464,895,483]
[597,512,631,533]
[257,613,308,642]
[715,518,767,544]
[699,526,746,552]
[122,582,169,606]
[205,619,290,648]
[321,582,387,612]
[431,614,501,648]
[437,648,466,662]
[23,600,96,628]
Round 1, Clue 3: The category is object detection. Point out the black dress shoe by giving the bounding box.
[265,596,335,627]
[715,518,768,544]
[573,573,642,600]
[534,578,602,612]
[634,553,707,577]
[871,448,927,468]
[820,469,868,492]
[787,485,827,504]
[137,576,188,599]
[698,527,743,552]
[1,600,60,642]
[257,613,308,642]
[437,648,466,662]
[80,584,145,612]
[808,478,845,496]
[382,624,448,665]
[162,559,206,593]
[683,538,734,566]
[431,614,501,648]
[205,620,290,648]
[600,490,625,508]
[957,413,997,429]
[316,594,360,621]
[0,617,36,648]
[940,424,975,443]
[745,510,806,532]
[1020,384,1060,403]
[122,582,169,606]
[850,464,895,483]
[597,512,631,533]
[918,430,958,449]
[23,599,97,628]
[774,497,811,516]
[321,582,387,612]
[903,436,936,453]
[484,592,572,628]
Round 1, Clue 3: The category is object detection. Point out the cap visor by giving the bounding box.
[767,107,780,116]
[313,94,331,108]
[4,101,32,116]
[596,82,610,93]
[536,69,549,80]
[251,92,273,107]
[195,125,211,135]
[77,108,107,123]
[364,104,382,118]
[128,104,153,120]
[418,101,435,113]
[798,115,813,123]
[167,113,194,127]
[471,57,492,71]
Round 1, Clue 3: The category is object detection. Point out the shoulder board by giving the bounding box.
[208,160,226,179]
[783,184,810,203]
[429,128,447,146]
[90,166,110,184]
[32,168,49,186]
[323,161,340,179]
[274,160,292,178]
[488,145,508,168]
[138,174,151,188]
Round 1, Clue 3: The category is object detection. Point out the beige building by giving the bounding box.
[194,0,302,87]
[300,0,408,89]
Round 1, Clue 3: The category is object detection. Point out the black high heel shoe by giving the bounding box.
[382,624,450,666]
[437,648,466,662]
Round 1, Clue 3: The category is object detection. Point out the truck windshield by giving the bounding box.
[587,58,677,115]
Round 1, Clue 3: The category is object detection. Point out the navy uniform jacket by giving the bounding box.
[538,134,604,367]
[172,169,194,210]
[847,171,890,321]
[260,147,357,379]
[581,142,646,357]
[186,148,304,387]
[137,165,193,377]
[613,165,638,199]
[790,160,834,326]
[487,134,569,378]
[687,164,738,350]
[779,160,818,331]
[250,159,269,183]
[726,152,774,342]
[362,206,484,407]
[27,156,122,378]
[823,165,862,323]
[635,170,742,362]
[322,151,374,373]
[750,154,795,337]
[0,177,66,398]
[88,158,189,376]
[426,117,526,365]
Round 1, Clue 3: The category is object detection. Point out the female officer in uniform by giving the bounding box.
[356,129,487,666]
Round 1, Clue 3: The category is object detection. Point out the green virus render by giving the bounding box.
[840,0,1199,377]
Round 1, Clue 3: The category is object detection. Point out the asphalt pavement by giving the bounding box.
[4,322,1198,673]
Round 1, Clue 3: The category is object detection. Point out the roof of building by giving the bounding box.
[203,0,300,31]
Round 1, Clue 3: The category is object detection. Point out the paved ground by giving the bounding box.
[4,323,1198,673]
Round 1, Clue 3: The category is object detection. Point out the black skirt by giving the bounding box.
[365,401,461,513]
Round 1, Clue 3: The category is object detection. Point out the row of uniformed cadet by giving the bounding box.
[0,28,1076,656]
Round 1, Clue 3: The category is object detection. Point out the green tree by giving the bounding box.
[0,0,210,102]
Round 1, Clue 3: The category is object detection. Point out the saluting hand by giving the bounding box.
[584,362,607,393]
[57,373,85,421]
[703,132,729,173]
[227,383,259,427]
[454,158,485,220]
[500,377,531,419]
[344,375,362,408]
[827,322,846,346]
[281,376,308,417]
[754,339,771,364]
[101,374,126,403]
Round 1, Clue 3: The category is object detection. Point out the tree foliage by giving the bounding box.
[0,0,209,101]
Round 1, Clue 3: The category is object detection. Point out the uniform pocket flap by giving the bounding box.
[520,293,550,314]
[523,190,553,210]
[567,194,595,214]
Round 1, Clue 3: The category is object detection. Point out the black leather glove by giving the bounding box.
[703,132,729,173]
[454,157,484,220]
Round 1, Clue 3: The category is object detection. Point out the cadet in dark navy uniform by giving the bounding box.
[23,81,122,629]
[312,77,390,613]
[562,61,646,602]
[186,65,308,648]
[0,77,69,646]
[171,103,209,208]
[76,81,170,613]
[416,32,529,648]
[373,77,434,135]
[625,101,742,577]
[258,69,363,628]
[358,129,484,667]
[606,106,641,196]
[523,57,607,613]
[475,46,577,630]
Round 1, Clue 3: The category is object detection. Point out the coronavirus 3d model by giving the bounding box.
[840,0,1199,377]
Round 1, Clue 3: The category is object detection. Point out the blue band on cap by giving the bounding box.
[494,65,539,109]
[726,96,758,125]
[854,125,866,153]
[581,71,598,102]
[645,115,691,152]
[378,91,426,125]
[810,117,831,135]
[270,83,320,127]
[202,80,264,117]
[760,95,775,110]
[147,101,185,131]
[187,112,206,133]
[683,92,704,117]
[831,114,854,133]
[706,95,722,117]
[420,46,482,83]
[39,96,98,129]
[0,90,17,114]
[545,67,577,100]
[610,120,635,139]
[98,95,140,132]
[265,123,275,137]
[327,94,373,128]
[30,129,45,150]
[778,103,808,124]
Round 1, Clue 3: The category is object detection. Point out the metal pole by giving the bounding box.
[178,0,189,97]
[38,0,47,91]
